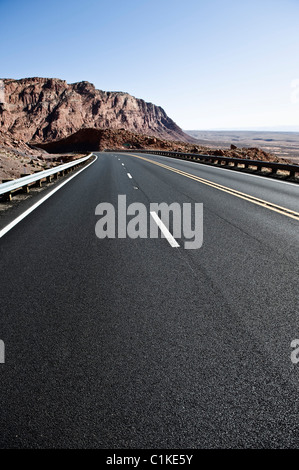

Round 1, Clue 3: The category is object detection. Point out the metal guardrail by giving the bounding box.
[112,149,299,180]
[0,153,93,200]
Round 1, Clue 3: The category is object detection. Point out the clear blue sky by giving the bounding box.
[1,0,299,131]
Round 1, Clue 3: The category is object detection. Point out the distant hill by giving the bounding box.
[185,130,299,163]
[0,77,195,144]
[37,127,286,164]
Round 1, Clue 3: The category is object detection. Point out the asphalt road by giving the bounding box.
[0,151,298,449]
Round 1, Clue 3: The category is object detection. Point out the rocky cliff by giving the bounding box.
[0,77,193,144]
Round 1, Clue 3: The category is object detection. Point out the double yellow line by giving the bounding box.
[127,153,299,221]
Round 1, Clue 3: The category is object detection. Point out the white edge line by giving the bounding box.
[127,173,132,179]
[150,211,180,248]
[0,155,98,239]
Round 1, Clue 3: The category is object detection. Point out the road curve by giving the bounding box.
[0,151,298,449]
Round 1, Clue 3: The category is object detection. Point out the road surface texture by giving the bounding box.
[0,151,298,449]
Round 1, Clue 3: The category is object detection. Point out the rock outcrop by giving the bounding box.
[37,127,286,164]
[0,129,85,182]
[0,77,194,144]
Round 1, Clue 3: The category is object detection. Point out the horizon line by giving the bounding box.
[184,127,299,133]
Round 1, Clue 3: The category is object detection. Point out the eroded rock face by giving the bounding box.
[0,77,193,143]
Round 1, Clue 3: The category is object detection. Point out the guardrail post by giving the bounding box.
[2,180,13,200]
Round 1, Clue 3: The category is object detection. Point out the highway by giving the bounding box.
[0,151,298,449]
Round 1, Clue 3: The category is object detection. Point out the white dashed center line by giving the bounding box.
[150,211,180,248]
